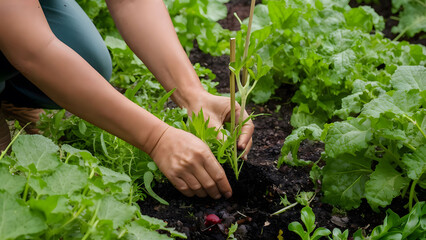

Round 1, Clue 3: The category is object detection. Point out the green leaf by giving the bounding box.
[0,191,47,239]
[29,163,88,196]
[322,153,372,210]
[365,162,410,212]
[402,145,426,180]
[13,135,60,172]
[331,49,356,76]
[288,222,308,239]
[97,196,137,229]
[370,208,401,239]
[98,165,131,184]
[391,66,426,92]
[28,195,69,224]
[300,206,316,234]
[137,215,187,239]
[325,119,372,158]
[278,124,322,167]
[0,166,26,195]
[344,7,373,32]
[143,171,169,205]
[105,36,127,50]
[311,227,331,240]
[126,220,174,240]
[391,1,426,37]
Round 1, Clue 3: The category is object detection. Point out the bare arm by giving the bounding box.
[0,0,168,155]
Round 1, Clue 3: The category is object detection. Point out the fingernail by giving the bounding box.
[214,194,221,200]
[224,192,232,199]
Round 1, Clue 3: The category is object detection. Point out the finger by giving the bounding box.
[172,178,195,197]
[180,175,208,198]
[203,154,232,198]
[241,138,253,161]
[238,117,254,150]
[194,168,222,199]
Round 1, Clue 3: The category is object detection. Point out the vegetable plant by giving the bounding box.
[288,206,332,240]
[0,134,186,239]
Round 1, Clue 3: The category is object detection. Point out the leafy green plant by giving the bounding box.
[164,0,232,55]
[0,134,186,239]
[271,191,315,216]
[288,206,332,240]
[354,201,426,240]
[226,0,270,179]
[391,0,426,40]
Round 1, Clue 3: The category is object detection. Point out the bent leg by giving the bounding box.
[0,0,112,109]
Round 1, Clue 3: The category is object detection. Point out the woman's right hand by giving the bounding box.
[150,127,232,199]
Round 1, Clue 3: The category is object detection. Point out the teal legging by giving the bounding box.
[0,0,112,109]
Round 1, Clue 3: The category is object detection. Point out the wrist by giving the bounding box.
[172,83,209,110]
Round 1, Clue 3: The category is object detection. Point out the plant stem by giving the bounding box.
[408,179,418,211]
[0,123,29,161]
[270,202,298,216]
[230,38,238,178]
[23,170,31,201]
[242,0,256,86]
[405,115,426,139]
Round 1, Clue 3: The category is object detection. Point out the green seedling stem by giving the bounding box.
[242,0,256,86]
[228,0,257,179]
[230,38,238,178]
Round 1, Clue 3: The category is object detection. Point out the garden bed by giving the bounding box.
[137,1,423,239]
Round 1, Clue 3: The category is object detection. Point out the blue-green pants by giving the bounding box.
[0,0,112,109]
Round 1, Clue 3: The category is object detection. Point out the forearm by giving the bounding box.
[106,0,206,108]
[0,1,168,154]
[18,40,168,153]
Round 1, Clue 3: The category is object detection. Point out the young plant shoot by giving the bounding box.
[228,0,270,180]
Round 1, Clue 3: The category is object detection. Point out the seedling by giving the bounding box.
[227,0,270,180]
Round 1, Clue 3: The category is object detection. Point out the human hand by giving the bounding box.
[186,92,254,160]
[150,126,232,199]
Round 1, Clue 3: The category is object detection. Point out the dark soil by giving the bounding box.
[138,1,422,239]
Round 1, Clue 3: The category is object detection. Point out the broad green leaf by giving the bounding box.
[98,165,131,184]
[391,90,422,114]
[391,1,426,37]
[344,7,373,33]
[0,192,47,239]
[391,66,426,92]
[279,124,322,167]
[29,163,87,196]
[325,119,372,158]
[205,1,227,22]
[322,153,372,210]
[0,166,26,195]
[331,49,356,76]
[402,145,426,180]
[13,135,60,172]
[97,196,136,229]
[126,220,173,240]
[28,195,69,224]
[365,162,410,212]
[361,94,405,119]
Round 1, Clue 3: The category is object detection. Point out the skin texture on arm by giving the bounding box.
[0,1,168,161]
